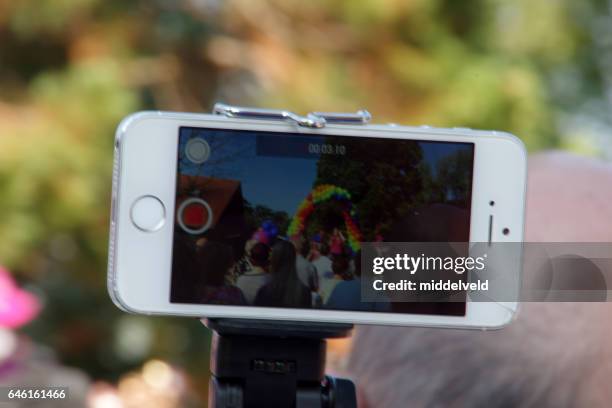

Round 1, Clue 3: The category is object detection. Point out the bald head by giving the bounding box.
[525,152,612,242]
[347,152,612,408]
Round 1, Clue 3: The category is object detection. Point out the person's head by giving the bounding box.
[350,302,612,407]
[268,240,305,306]
[331,253,351,280]
[197,241,235,287]
[292,235,310,258]
[320,242,331,257]
[249,242,270,269]
[310,233,323,250]
[347,152,612,408]
[244,238,257,257]
[269,240,297,277]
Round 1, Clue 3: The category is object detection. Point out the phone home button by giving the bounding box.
[130,195,166,232]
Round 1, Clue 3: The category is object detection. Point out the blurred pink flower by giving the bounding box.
[0,267,40,329]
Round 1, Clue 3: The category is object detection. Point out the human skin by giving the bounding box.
[346,152,612,408]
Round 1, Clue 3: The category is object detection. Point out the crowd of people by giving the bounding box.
[192,228,389,311]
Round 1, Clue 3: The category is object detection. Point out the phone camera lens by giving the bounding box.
[502,228,510,235]
[489,201,495,206]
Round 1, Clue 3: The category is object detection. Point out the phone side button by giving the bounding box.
[111,194,117,223]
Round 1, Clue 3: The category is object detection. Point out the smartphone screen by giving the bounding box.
[170,127,474,316]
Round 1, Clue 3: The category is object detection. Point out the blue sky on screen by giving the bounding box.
[178,128,471,214]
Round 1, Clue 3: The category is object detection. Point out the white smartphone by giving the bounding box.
[108,110,527,329]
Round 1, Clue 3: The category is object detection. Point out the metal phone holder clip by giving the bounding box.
[213,102,371,129]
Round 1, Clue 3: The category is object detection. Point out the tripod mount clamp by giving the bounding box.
[204,318,356,408]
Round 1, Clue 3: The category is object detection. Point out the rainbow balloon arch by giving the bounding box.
[287,184,362,254]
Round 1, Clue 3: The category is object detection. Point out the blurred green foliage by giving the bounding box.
[0,0,610,389]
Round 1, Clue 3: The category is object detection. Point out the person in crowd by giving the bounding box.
[233,238,257,279]
[312,242,334,281]
[170,235,201,303]
[326,251,390,312]
[308,233,322,262]
[236,242,270,304]
[319,251,353,304]
[292,235,319,292]
[254,240,311,308]
[195,241,247,305]
[346,152,612,408]
[329,228,346,256]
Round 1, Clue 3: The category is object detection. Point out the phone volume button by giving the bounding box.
[111,194,117,223]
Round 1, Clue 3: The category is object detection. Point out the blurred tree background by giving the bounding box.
[1,0,611,405]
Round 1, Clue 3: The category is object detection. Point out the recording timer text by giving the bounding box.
[307,143,346,155]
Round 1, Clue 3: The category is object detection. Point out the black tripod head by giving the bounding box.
[205,318,357,408]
